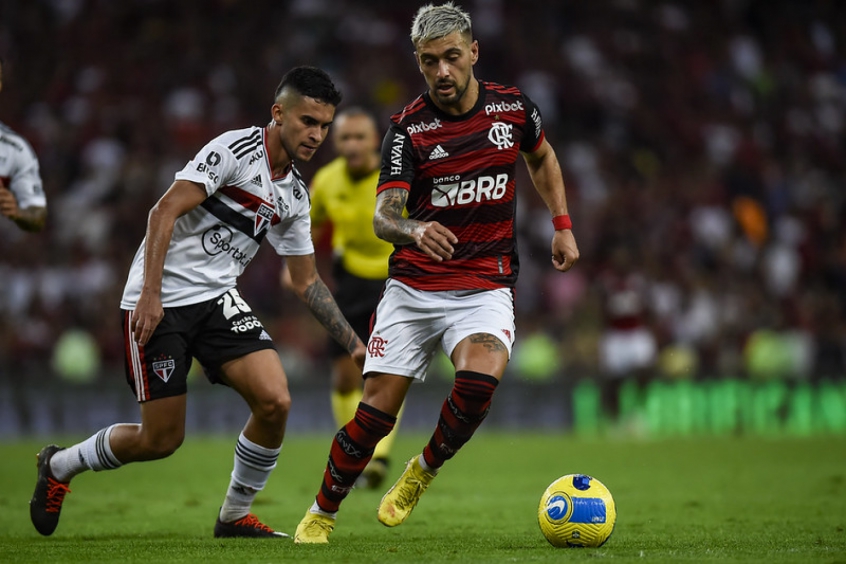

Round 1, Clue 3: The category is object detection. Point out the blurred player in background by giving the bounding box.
[0,57,46,232]
[287,107,403,489]
[295,2,579,543]
[597,246,657,422]
[29,66,365,539]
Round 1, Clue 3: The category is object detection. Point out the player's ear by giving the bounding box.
[470,40,479,65]
[271,103,284,125]
[414,51,423,74]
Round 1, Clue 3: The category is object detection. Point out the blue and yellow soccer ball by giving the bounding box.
[538,474,616,548]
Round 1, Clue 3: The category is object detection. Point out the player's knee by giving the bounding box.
[252,391,291,427]
[141,430,184,460]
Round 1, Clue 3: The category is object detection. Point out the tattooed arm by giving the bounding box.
[0,184,46,232]
[285,253,366,367]
[373,187,458,262]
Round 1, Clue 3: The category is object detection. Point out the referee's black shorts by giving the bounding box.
[327,260,386,360]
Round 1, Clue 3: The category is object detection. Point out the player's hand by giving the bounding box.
[551,229,579,272]
[131,291,165,346]
[0,184,20,220]
[351,340,367,371]
[412,221,458,262]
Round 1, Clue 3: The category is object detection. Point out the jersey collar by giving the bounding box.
[262,126,293,181]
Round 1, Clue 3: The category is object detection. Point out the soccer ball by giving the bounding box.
[537,473,616,548]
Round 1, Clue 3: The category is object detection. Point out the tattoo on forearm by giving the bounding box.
[468,333,508,353]
[13,207,46,232]
[375,189,417,243]
[303,279,358,353]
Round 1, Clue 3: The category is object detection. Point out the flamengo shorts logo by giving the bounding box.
[368,336,388,357]
[152,359,176,382]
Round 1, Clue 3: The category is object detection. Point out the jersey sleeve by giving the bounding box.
[376,123,415,194]
[519,92,546,153]
[265,206,315,256]
[9,144,46,209]
[173,140,239,196]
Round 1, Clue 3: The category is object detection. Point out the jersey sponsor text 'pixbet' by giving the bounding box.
[405,117,442,135]
[484,100,524,115]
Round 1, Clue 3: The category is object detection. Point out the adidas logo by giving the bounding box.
[250,175,262,186]
[259,330,272,341]
[429,145,449,160]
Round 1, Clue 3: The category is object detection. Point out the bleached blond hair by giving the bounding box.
[410,2,473,48]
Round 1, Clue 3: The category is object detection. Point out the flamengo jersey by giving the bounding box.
[121,126,314,309]
[0,121,45,209]
[377,81,544,291]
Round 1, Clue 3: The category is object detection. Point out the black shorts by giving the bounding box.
[328,260,385,359]
[121,288,276,402]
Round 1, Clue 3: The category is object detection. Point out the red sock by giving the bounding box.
[423,371,499,469]
[315,402,395,512]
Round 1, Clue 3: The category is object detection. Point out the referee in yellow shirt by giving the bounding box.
[307,107,401,488]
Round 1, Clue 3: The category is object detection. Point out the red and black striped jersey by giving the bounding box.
[377,81,545,291]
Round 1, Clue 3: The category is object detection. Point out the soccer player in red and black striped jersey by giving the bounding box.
[295,2,579,543]
[29,67,366,539]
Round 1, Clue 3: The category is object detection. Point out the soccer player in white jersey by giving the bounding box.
[0,58,46,232]
[29,66,364,539]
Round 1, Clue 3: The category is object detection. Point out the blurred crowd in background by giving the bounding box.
[1,0,844,397]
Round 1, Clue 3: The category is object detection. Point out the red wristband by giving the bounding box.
[552,214,572,230]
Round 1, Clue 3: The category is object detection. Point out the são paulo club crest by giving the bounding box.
[152,357,176,382]
[255,203,275,236]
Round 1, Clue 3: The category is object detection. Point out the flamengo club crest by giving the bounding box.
[367,336,388,358]
[152,359,176,382]
[488,121,514,150]
[254,203,274,235]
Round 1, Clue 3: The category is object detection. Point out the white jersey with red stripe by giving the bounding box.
[121,125,313,309]
[0,121,45,209]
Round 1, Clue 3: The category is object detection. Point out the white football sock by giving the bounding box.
[219,432,280,523]
[418,454,438,474]
[309,500,337,519]
[50,424,123,482]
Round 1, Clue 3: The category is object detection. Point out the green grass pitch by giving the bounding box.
[1,432,845,563]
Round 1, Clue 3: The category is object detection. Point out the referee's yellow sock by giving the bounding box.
[331,389,363,428]
[373,403,403,461]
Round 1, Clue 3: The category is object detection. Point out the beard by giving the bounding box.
[433,76,470,107]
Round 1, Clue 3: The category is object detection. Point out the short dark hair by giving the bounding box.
[274,66,342,106]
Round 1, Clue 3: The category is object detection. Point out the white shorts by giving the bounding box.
[599,327,657,377]
[363,279,515,381]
